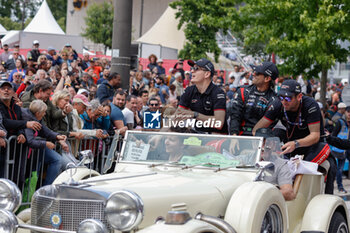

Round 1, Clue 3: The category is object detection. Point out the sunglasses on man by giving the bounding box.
[279,96,293,102]
[191,66,209,72]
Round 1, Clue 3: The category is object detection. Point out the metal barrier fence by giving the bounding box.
[0,135,121,207]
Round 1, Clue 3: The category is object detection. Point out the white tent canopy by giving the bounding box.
[0,0,83,51]
[0,24,7,35]
[136,6,186,51]
[24,0,64,35]
[1,30,20,46]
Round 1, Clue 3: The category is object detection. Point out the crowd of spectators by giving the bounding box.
[0,41,349,192]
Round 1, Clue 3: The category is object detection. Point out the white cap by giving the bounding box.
[77,88,89,95]
[338,102,347,109]
[33,40,39,45]
[158,59,163,63]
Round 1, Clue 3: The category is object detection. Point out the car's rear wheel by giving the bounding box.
[261,204,283,233]
[328,212,348,233]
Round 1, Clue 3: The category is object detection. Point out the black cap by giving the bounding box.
[255,128,274,139]
[67,71,75,76]
[278,79,301,97]
[252,62,279,80]
[0,81,13,89]
[188,58,215,75]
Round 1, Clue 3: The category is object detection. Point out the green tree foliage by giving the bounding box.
[83,1,114,49]
[0,17,22,30]
[0,0,13,18]
[170,0,239,61]
[46,0,67,32]
[171,0,350,104]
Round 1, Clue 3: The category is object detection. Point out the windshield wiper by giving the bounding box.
[236,165,255,168]
[181,163,221,170]
[148,161,186,168]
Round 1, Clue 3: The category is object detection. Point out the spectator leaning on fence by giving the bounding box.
[80,99,109,136]
[72,94,106,139]
[0,81,41,142]
[22,100,71,185]
[51,90,84,139]
[21,80,66,129]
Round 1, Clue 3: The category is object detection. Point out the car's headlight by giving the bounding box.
[105,190,144,231]
[77,219,108,233]
[0,209,18,233]
[0,179,22,212]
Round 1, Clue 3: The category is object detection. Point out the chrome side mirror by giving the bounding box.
[79,150,94,166]
[254,161,275,181]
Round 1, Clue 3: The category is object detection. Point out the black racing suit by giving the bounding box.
[228,85,277,135]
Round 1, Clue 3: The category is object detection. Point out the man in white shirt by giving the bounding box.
[122,95,138,130]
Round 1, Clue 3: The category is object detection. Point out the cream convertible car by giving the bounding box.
[0,131,349,233]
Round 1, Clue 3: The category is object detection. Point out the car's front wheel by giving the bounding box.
[224,182,287,233]
[328,212,349,233]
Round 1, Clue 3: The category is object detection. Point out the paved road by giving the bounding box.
[335,178,350,211]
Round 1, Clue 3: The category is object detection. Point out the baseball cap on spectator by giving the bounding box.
[72,94,91,107]
[251,62,279,80]
[169,68,174,73]
[65,43,71,47]
[48,46,55,52]
[14,44,19,48]
[158,59,163,63]
[185,71,191,75]
[77,88,89,96]
[33,40,39,45]
[187,58,215,76]
[278,79,301,97]
[0,81,13,89]
[338,102,346,109]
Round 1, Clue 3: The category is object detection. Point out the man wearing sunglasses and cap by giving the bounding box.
[175,58,227,134]
[253,79,336,193]
[27,40,41,63]
[229,61,278,136]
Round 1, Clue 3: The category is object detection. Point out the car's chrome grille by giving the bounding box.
[31,194,111,232]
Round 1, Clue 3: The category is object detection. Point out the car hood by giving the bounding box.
[77,164,257,227]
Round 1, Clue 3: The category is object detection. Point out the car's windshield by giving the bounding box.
[120,131,263,168]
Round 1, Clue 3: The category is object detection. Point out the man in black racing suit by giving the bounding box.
[229,62,279,136]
